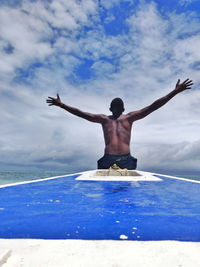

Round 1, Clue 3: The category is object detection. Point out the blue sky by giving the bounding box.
[0,0,200,174]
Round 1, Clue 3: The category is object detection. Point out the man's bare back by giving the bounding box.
[102,114,132,155]
[46,78,193,169]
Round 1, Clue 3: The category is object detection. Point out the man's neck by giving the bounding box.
[111,113,123,120]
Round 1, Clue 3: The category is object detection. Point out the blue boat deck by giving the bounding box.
[0,173,200,241]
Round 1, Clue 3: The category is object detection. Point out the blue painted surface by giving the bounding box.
[0,174,200,241]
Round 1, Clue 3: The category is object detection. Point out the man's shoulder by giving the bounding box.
[96,114,110,123]
[99,114,109,119]
[119,114,132,121]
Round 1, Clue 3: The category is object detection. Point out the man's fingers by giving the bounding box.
[186,82,193,86]
[46,100,53,103]
[183,78,190,84]
[186,85,193,89]
[48,97,54,100]
[48,103,54,106]
[185,79,192,83]
[176,79,180,84]
[57,93,60,99]
[181,79,193,88]
[185,81,193,89]
[185,80,193,85]
[185,82,193,87]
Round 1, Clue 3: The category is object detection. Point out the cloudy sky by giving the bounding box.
[0,0,200,174]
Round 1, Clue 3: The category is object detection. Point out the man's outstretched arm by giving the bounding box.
[46,94,107,123]
[127,79,193,122]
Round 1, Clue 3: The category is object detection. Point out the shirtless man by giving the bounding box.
[46,78,193,169]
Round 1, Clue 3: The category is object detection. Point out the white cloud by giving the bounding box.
[0,1,200,173]
[179,0,199,6]
[0,0,98,80]
[99,0,135,9]
[136,139,200,173]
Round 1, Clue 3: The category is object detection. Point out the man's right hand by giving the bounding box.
[46,94,62,107]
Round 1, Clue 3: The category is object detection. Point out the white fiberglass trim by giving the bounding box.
[151,172,200,184]
[75,170,162,181]
[0,172,81,189]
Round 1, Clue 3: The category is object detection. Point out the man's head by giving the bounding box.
[110,98,125,118]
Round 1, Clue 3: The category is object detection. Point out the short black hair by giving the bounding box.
[110,98,124,110]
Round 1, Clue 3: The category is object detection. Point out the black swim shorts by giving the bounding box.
[97,153,137,170]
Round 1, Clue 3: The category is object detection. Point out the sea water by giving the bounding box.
[0,170,199,186]
[0,170,70,186]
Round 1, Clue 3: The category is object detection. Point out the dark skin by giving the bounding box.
[46,79,193,155]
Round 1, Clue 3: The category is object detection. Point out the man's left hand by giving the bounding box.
[175,78,193,93]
